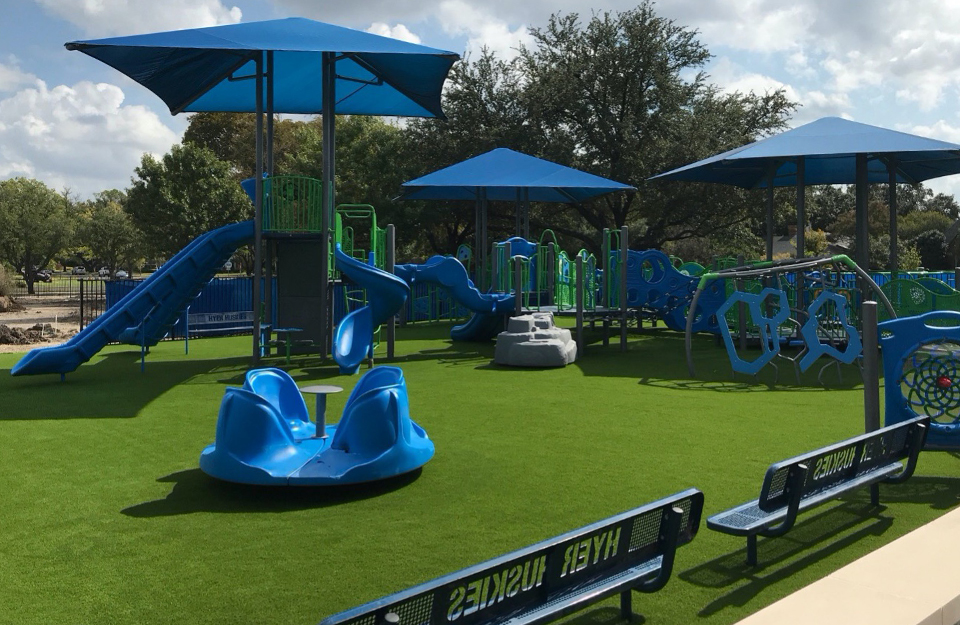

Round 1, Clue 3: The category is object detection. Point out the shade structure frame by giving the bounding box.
[65,17,461,364]
[652,116,960,272]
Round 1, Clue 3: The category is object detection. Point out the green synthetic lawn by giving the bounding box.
[2,325,960,625]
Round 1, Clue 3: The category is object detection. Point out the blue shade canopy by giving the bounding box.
[400,148,635,202]
[65,17,458,117]
[651,117,960,189]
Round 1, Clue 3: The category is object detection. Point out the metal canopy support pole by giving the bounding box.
[480,188,488,291]
[251,52,264,366]
[862,298,881,505]
[475,195,481,283]
[619,225,628,351]
[863,300,880,433]
[319,51,336,360]
[264,240,273,351]
[515,188,522,236]
[266,51,274,175]
[855,153,869,270]
[386,224,396,359]
[575,254,584,355]
[522,188,531,240]
[796,156,806,314]
[765,174,775,261]
[263,51,274,343]
[888,158,899,278]
[514,256,523,317]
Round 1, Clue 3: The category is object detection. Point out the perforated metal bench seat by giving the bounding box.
[704,416,928,566]
[318,489,704,625]
[707,461,904,536]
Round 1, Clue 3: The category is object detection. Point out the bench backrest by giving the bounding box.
[319,488,704,625]
[758,415,929,513]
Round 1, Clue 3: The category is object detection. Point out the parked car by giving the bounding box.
[72,266,86,275]
[114,269,129,279]
[30,270,52,283]
[98,267,110,277]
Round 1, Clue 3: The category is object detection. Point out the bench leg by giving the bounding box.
[870,483,880,507]
[747,535,758,567]
[620,590,633,621]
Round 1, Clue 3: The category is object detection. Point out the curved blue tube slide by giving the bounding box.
[12,220,254,376]
[333,245,409,374]
[394,255,514,341]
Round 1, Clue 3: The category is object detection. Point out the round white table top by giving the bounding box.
[300,384,344,395]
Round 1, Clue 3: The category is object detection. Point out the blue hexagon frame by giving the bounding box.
[798,290,862,372]
[716,288,791,375]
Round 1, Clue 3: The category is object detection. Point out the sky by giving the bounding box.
[3,0,960,199]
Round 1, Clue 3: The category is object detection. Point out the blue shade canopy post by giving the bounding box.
[400,148,635,288]
[66,17,458,362]
[651,116,960,272]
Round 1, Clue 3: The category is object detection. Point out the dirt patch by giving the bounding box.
[0,296,80,353]
[0,323,75,353]
[0,296,24,313]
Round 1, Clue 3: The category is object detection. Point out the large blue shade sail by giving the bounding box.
[65,17,458,117]
[400,148,635,202]
[651,117,960,188]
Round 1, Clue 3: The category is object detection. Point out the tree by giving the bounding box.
[518,4,795,251]
[77,190,145,276]
[402,49,533,255]
[0,178,74,294]
[126,143,252,258]
[914,230,950,270]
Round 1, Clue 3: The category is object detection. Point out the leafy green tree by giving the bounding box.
[805,229,829,256]
[914,229,950,270]
[77,190,145,276]
[402,50,532,255]
[809,186,853,231]
[899,210,952,241]
[126,143,252,258]
[517,4,795,251]
[0,178,74,294]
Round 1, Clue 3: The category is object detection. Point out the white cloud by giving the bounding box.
[437,0,533,60]
[709,57,851,124]
[0,58,40,94]
[34,0,241,36]
[366,23,422,44]
[0,80,180,196]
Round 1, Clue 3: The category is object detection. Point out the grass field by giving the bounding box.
[2,324,959,625]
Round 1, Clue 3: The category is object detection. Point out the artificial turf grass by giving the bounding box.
[1,327,959,625]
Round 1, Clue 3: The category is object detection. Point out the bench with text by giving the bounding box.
[318,488,704,625]
[183,310,255,336]
[707,415,929,566]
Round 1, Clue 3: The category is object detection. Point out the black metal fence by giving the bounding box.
[78,279,107,330]
[12,274,91,299]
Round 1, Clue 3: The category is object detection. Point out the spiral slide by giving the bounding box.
[394,255,514,341]
[333,245,410,374]
[11,221,254,377]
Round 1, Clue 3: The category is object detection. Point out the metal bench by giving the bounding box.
[318,488,704,625]
[707,415,929,566]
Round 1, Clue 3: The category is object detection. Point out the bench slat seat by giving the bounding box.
[706,415,929,566]
[318,488,704,625]
[707,461,904,536]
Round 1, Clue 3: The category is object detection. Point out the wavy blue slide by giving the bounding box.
[12,220,253,377]
[333,245,410,375]
[394,255,514,341]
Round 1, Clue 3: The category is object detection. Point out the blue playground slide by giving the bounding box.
[12,220,254,377]
[394,255,514,341]
[333,245,410,374]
